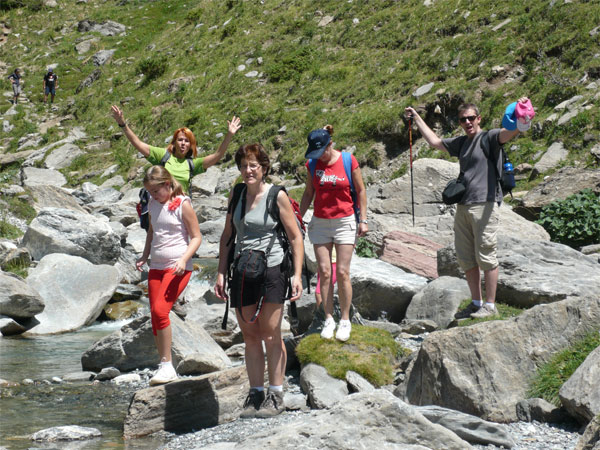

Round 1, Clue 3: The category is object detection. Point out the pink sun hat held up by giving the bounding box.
[515,98,535,132]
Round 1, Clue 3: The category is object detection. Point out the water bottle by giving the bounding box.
[502,161,515,191]
[503,161,513,174]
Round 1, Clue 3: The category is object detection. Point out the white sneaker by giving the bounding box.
[320,317,336,339]
[149,361,178,386]
[336,320,352,342]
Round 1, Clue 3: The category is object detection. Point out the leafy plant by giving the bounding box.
[355,237,378,258]
[527,331,600,406]
[137,54,168,82]
[536,189,600,248]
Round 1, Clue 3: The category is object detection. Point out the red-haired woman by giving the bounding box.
[111,105,241,193]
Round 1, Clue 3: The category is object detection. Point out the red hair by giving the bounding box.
[167,127,198,158]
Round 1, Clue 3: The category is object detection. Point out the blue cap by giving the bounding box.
[305,129,331,160]
[502,102,517,130]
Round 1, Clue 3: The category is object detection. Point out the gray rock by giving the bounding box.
[44,143,84,170]
[559,345,600,424]
[350,257,428,322]
[404,296,600,422]
[210,390,472,449]
[0,271,45,319]
[21,167,67,188]
[92,49,116,66]
[125,223,148,254]
[76,68,101,94]
[114,247,142,285]
[81,314,231,373]
[438,237,600,307]
[25,254,120,335]
[27,185,87,213]
[75,38,98,54]
[22,208,121,265]
[558,108,584,126]
[405,276,470,329]
[192,194,228,223]
[77,19,126,36]
[300,363,349,409]
[113,373,141,385]
[575,414,600,450]
[531,142,569,178]
[94,367,121,381]
[0,149,36,168]
[413,82,435,98]
[197,218,225,257]
[0,315,27,336]
[516,398,570,423]
[415,405,515,448]
[62,372,95,382]
[123,366,249,438]
[31,425,101,441]
[346,370,375,393]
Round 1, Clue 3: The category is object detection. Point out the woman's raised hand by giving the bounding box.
[228,116,242,135]
[110,105,125,125]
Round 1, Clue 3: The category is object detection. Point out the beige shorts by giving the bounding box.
[308,214,357,245]
[454,202,499,271]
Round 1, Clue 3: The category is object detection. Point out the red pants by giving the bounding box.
[148,269,191,335]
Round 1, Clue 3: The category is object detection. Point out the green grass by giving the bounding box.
[0,0,598,186]
[295,324,410,387]
[2,258,29,278]
[527,331,600,407]
[457,299,526,326]
[0,220,23,239]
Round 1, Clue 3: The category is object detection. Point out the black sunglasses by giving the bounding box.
[459,115,478,123]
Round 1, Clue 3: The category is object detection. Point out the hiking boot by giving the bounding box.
[239,388,265,419]
[149,361,178,386]
[470,304,499,319]
[454,302,481,319]
[321,317,336,340]
[335,320,352,342]
[171,299,187,319]
[255,389,285,418]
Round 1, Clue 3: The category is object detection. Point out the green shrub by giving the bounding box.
[137,55,168,81]
[536,189,600,248]
[527,331,600,406]
[295,325,409,387]
[265,46,315,82]
[0,220,22,239]
[355,237,378,258]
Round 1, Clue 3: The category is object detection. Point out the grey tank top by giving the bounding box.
[232,184,284,267]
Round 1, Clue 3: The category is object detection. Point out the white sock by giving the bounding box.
[339,319,351,326]
[485,302,496,309]
[269,385,283,392]
[251,386,264,392]
[472,300,482,307]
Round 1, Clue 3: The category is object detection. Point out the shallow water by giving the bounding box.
[0,262,216,450]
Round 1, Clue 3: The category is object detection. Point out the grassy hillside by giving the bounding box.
[1,0,599,188]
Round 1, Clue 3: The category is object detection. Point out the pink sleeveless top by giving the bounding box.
[148,195,193,271]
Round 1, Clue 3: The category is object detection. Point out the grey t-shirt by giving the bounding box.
[232,184,284,267]
[442,129,503,205]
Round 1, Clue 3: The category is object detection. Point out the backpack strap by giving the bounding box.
[308,159,318,178]
[159,151,171,166]
[186,157,195,176]
[160,151,195,177]
[341,152,355,194]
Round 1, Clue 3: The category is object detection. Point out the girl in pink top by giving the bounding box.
[136,166,202,385]
[300,125,368,342]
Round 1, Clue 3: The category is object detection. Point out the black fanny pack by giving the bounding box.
[230,249,267,323]
[442,176,466,205]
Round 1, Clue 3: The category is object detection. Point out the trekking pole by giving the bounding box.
[409,118,415,227]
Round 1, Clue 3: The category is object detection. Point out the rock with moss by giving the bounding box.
[559,345,600,424]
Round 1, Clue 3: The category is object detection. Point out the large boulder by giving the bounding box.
[123,366,249,438]
[559,345,600,424]
[81,314,231,373]
[438,236,600,307]
[27,185,87,213]
[199,390,473,449]
[402,296,600,422]
[300,363,349,409]
[0,271,44,319]
[22,208,121,265]
[21,167,67,188]
[404,276,470,329]
[575,414,600,450]
[25,254,120,334]
[43,143,84,170]
[350,256,428,323]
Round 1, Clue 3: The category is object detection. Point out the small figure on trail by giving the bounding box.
[8,68,22,104]
[214,143,303,419]
[136,166,202,386]
[43,68,58,103]
[405,97,532,320]
[299,125,368,342]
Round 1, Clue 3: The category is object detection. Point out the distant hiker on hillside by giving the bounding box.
[405,98,531,319]
[215,143,303,419]
[110,105,241,194]
[299,125,368,342]
[8,68,22,104]
[43,68,58,103]
[136,166,202,385]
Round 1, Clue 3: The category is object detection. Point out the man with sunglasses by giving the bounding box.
[404,99,529,319]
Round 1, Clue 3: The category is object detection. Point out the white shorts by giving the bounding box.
[308,214,357,245]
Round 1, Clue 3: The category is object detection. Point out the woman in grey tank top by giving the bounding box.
[215,143,304,419]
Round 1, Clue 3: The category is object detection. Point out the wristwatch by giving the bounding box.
[359,219,368,224]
